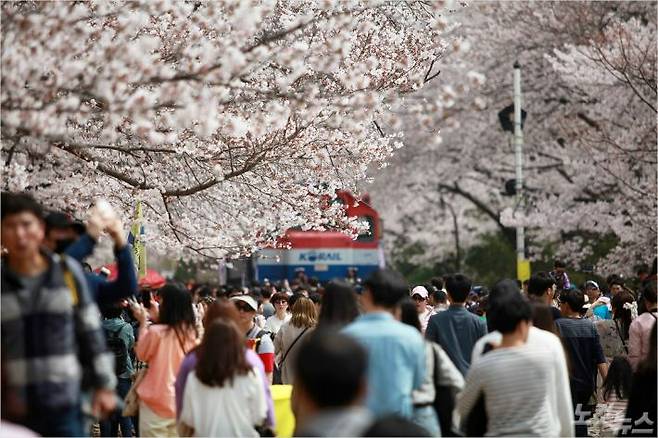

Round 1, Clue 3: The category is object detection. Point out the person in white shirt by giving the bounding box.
[265,292,291,335]
[411,286,434,334]
[458,283,573,437]
[470,280,574,437]
[179,319,267,437]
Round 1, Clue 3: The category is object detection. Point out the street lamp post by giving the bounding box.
[513,61,528,282]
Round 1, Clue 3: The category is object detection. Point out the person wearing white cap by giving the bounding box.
[584,280,612,320]
[411,286,434,335]
[231,295,276,383]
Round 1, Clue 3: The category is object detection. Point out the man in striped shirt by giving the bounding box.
[458,284,568,436]
[471,279,574,436]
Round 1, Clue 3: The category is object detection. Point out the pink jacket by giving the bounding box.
[136,324,197,418]
[628,311,657,370]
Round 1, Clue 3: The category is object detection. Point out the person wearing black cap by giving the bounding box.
[44,211,91,254]
[44,204,137,307]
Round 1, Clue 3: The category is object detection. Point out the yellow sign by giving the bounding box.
[517,259,531,282]
[130,201,147,279]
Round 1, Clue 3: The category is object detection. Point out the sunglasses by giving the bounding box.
[274,300,288,304]
[235,303,254,313]
[412,295,426,301]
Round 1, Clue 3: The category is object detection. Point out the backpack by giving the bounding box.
[60,256,79,306]
[253,329,274,350]
[104,325,129,376]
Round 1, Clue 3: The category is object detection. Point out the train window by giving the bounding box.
[356,216,375,242]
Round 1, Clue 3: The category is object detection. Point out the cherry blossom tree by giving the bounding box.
[2,0,457,259]
[370,1,656,273]
[525,8,656,270]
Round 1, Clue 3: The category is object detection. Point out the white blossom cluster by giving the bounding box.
[369,2,656,273]
[2,0,454,259]
[533,11,656,270]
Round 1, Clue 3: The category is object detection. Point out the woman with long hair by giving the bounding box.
[590,356,633,436]
[396,297,422,332]
[179,319,267,437]
[317,280,360,329]
[274,297,317,384]
[175,301,275,428]
[131,283,198,437]
[530,302,558,334]
[622,322,657,437]
[396,298,440,436]
[595,291,635,360]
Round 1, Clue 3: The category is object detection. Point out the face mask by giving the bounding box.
[54,238,76,254]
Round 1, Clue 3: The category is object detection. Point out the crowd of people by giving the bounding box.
[1,191,656,438]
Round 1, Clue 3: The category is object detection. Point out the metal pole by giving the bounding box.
[513,61,525,279]
[444,200,461,272]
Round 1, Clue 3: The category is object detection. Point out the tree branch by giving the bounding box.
[437,182,516,246]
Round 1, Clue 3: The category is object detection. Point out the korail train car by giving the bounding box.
[254,191,385,283]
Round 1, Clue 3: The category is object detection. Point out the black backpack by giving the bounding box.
[104,325,129,376]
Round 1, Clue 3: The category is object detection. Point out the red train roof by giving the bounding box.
[261,190,380,250]
[335,190,377,217]
[282,229,379,249]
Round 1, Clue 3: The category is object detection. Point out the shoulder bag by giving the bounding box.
[123,325,189,417]
[122,363,147,417]
[273,327,309,385]
[613,319,629,354]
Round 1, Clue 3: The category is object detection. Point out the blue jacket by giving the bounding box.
[66,234,138,306]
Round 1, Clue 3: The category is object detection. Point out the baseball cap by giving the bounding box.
[45,211,86,235]
[585,280,600,290]
[411,286,429,299]
[230,295,258,312]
